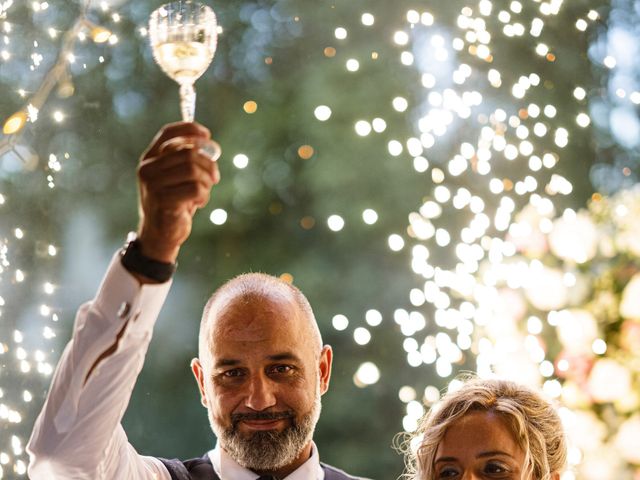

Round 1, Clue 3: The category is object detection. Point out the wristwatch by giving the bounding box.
[120,233,177,282]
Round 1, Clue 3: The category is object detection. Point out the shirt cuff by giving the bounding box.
[92,251,173,336]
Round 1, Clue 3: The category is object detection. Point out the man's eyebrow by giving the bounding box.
[267,352,302,362]
[214,359,241,368]
[213,352,301,369]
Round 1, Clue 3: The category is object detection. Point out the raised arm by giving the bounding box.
[27,122,220,480]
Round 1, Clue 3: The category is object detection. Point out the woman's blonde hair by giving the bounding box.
[402,377,567,480]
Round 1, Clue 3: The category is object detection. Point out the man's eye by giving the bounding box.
[270,365,293,375]
[223,369,244,378]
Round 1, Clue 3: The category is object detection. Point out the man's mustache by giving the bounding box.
[231,410,295,424]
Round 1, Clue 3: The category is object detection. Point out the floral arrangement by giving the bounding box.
[473,186,640,479]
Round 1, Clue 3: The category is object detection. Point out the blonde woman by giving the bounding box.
[404,378,567,480]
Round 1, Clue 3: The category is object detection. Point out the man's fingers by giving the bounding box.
[138,148,218,186]
[146,137,217,168]
[152,181,212,209]
[138,135,220,215]
[211,161,221,185]
[142,122,211,160]
[143,169,214,202]
[139,159,214,208]
[139,154,215,187]
[159,137,221,165]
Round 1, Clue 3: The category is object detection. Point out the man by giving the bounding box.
[27,123,369,480]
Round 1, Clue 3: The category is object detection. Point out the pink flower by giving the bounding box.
[620,320,640,352]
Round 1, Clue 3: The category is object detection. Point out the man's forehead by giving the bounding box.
[211,290,301,323]
[208,300,315,364]
[208,291,309,340]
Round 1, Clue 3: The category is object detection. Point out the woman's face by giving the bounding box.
[433,410,528,479]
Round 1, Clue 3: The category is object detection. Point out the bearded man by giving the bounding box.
[27,123,370,480]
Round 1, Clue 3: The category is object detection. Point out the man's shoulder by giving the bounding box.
[321,462,374,480]
[158,453,217,480]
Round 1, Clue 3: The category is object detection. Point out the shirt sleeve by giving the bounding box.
[27,252,174,480]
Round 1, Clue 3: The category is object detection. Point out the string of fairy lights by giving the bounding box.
[314,2,622,479]
[1,1,114,149]
[322,3,596,382]
[0,0,635,478]
[0,1,118,478]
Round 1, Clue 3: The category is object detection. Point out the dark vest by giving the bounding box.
[158,453,370,480]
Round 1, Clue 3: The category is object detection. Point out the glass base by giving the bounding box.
[160,137,222,162]
[200,139,221,162]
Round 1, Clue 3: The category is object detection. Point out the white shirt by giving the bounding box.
[27,254,324,480]
[211,442,324,480]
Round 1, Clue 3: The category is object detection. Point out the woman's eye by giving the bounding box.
[484,462,509,474]
[437,467,459,478]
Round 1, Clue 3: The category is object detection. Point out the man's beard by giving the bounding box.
[211,395,321,472]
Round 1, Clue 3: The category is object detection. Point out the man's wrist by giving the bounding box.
[137,240,180,265]
[136,223,182,264]
[120,233,177,283]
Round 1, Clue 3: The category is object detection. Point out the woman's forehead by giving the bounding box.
[439,410,521,453]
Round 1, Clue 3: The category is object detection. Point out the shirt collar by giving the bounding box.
[209,441,324,480]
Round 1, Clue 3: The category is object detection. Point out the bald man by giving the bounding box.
[27,123,370,480]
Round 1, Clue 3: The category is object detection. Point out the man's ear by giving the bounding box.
[190,358,208,407]
[318,345,333,395]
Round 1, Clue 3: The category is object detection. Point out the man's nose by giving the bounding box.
[244,375,277,411]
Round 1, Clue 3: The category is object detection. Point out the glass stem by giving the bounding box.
[179,82,196,122]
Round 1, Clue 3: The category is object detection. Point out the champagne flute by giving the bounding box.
[149,0,221,160]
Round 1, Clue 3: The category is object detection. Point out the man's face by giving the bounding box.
[191,293,332,475]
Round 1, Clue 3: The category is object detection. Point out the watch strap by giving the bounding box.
[120,235,177,282]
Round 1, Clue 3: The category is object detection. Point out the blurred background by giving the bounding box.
[1,0,640,478]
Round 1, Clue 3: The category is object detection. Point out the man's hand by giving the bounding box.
[136,122,220,264]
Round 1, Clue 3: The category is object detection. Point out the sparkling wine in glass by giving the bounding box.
[149,0,221,160]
